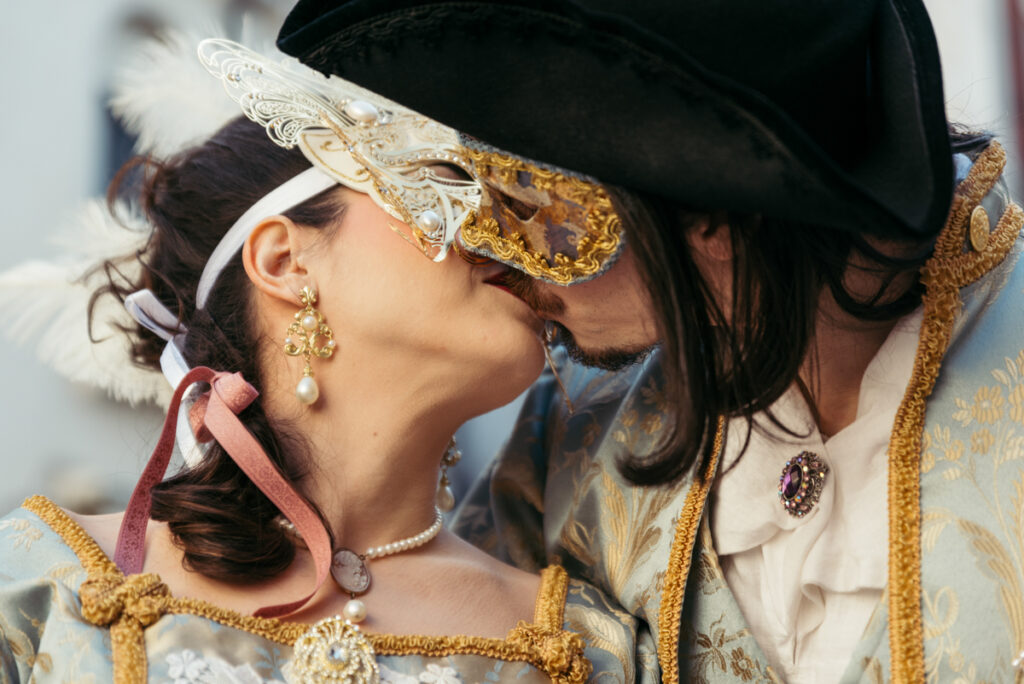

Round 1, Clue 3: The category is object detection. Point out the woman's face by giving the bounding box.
[301,188,546,412]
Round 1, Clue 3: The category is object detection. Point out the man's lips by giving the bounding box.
[483,267,567,319]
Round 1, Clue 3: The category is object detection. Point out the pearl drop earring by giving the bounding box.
[284,286,336,405]
[436,437,462,512]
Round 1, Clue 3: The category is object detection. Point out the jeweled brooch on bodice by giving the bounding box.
[291,616,379,683]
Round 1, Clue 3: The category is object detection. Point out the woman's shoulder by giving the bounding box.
[0,497,113,683]
[0,496,95,588]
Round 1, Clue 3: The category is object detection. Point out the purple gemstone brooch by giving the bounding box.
[778,451,829,517]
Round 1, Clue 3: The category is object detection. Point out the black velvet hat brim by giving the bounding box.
[279,0,953,238]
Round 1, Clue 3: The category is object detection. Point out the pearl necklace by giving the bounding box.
[279,507,444,623]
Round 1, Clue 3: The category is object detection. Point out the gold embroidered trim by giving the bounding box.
[21,497,590,682]
[934,143,1008,259]
[506,567,590,684]
[23,495,155,684]
[534,565,570,631]
[460,148,623,285]
[657,416,726,684]
[888,140,1023,682]
[23,495,118,575]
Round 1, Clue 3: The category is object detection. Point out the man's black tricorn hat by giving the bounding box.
[277,0,954,238]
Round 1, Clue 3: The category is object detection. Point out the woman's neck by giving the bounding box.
[263,346,470,554]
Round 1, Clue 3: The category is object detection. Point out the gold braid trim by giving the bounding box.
[171,568,591,681]
[888,140,1023,683]
[934,143,1008,259]
[657,416,727,684]
[533,564,569,631]
[23,495,118,575]
[23,495,163,684]
[21,497,591,681]
[504,566,591,683]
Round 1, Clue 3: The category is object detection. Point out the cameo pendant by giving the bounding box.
[331,549,371,594]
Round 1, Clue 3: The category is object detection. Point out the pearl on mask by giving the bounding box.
[418,210,442,233]
[343,100,379,124]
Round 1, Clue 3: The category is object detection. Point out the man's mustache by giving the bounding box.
[502,269,566,317]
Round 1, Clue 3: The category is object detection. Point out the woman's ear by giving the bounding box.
[242,215,310,306]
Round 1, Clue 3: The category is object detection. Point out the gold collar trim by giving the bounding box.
[656,416,726,684]
[888,141,1022,681]
[22,495,590,683]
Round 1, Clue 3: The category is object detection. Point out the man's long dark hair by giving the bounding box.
[614,127,993,486]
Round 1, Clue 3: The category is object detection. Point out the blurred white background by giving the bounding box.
[0,0,1020,513]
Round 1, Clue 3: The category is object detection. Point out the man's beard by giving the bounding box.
[503,269,653,371]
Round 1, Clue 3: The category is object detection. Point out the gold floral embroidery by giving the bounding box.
[0,607,52,673]
[608,377,671,451]
[980,349,1024,428]
[1010,382,1024,425]
[562,585,634,683]
[920,353,1024,680]
[861,657,886,684]
[679,615,776,684]
[0,518,44,552]
[559,466,678,602]
[970,428,995,454]
[954,385,1006,426]
[681,615,747,678]
[729,647,757,680]
[920,585,982,684]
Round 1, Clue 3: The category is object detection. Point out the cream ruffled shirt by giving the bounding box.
[710,309,922,684]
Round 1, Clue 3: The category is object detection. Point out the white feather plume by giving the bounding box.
[110,29,242,157]
[0,200,172,407]
[110,26,287,158]
[0,26,285,406]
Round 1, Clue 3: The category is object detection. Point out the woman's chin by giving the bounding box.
[466,341,546,413]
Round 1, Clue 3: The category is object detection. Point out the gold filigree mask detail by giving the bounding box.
[199,39,480,263]
[459,148,625,285]
[199,39,623,283]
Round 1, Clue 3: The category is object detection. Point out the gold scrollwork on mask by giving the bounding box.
[459,148,624,286]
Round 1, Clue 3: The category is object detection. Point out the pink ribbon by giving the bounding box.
[114,366,333,618]
[187,374,256,443]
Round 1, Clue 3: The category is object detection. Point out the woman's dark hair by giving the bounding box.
[92,116,344,581]
[616,126,994,486]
